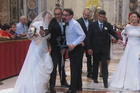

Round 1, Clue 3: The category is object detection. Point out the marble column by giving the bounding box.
[0,0,10,24]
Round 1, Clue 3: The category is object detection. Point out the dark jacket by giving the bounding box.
[88,21,119,54]
[48,18,62,51]
[77,18,93,48]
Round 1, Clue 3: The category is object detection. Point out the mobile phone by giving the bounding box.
[40,26,44,30]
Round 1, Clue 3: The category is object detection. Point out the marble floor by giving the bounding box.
[0,43,139,93]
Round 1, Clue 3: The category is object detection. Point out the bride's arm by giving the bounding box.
[47,38,51,53]
[121,29,128,45]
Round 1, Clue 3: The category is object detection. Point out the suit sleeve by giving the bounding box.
[87,23,94,49]
[108,23,119,40]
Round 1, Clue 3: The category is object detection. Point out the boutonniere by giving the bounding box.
[62,22,65,26]
[104,27,108,30]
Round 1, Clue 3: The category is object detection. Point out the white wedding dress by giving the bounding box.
[0,21,53,93]
[110,25,140,91]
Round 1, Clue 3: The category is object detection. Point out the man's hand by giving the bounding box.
[68,44,76,51]
[39,30,46,37]
[17,33,27,37]
[81,42,85,46]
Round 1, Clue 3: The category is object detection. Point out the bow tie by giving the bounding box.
[64,22,69,26]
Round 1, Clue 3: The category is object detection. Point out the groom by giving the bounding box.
[88,10,119,88]
[48,7,69,93]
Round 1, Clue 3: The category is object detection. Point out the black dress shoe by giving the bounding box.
[103,79,108,88]
[50,88,56,93]
[87,74,93,78]
[77,88,82,91]
[99,73,103,77]
[61,82,70,87]
[65,89,76,93]
[93,79,99,83]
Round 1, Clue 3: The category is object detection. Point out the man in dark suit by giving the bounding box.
[49,7,69,93]
[88,10,120,88]
[77,8,93,78]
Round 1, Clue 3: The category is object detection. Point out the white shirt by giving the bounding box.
[98,20,103,30]
[83,18,89,30]
[65,18,85,46]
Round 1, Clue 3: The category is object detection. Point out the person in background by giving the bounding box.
[16,16,28,37]
[77,8,93,78]
[9,23,18,39]
[0,24,13,39]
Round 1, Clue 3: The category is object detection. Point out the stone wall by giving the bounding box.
[1,0,139,25]
[0,0,10,24]
[64,0,86,19]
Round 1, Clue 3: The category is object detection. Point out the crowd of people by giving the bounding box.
[0,16,29,40]
[1,7,140,93]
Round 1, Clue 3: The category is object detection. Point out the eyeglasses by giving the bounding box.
[54,13,61,15]
[62,14,70,17]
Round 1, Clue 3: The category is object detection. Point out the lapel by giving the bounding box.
[95,21,101,32]
[96,21,105,32]
[54,18,62,34]
[88,20,92,31]
[81,18,88,32]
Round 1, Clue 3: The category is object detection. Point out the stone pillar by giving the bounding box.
[137,0,140,12]
[47,0,55,11]
[64,0,86,19]
[0,0,10,24]
[26,0,39,21]
[122,0,130,24]
[10,0,20,23]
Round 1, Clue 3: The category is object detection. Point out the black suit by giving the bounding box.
[49,18,67,88]
[77,18,93,76]
[88,21,119,86]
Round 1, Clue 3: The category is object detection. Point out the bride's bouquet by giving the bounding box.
[28,26,37,38]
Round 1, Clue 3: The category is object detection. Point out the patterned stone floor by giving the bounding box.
[0,43,139,93]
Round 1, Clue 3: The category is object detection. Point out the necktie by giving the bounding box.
[99,23,103,31]
[62,23,68,45]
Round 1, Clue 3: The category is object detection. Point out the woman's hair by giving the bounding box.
[128,11,140,18]
[1,24,11,30]
[63,8,74,15]
[10,22,16,26]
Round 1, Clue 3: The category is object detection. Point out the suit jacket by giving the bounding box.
[48,18,62,51]
[77,18,93,48]
[88,21,119,54]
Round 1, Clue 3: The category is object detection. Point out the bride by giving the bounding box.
[110,12,140,91]
[3,10,54,93]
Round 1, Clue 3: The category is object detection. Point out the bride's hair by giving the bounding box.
[128,11,140,19]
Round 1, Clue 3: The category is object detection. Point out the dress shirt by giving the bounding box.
[58,20,64,33]
[16,22,27,34]
[65,18,85,46]
[98,20,103,30]
[83,18,89,30]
